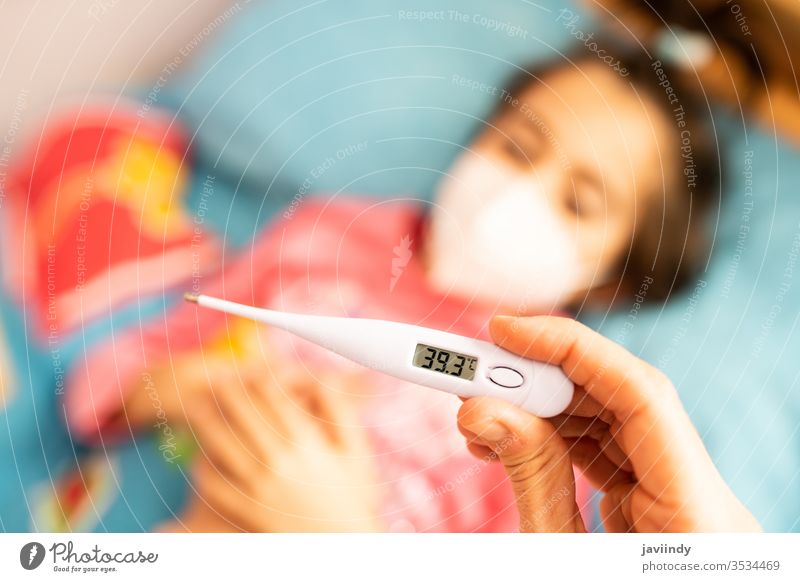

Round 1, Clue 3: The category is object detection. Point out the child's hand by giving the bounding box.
[123,321,274,429]
[189,364,384,532]
[121,350,248,428]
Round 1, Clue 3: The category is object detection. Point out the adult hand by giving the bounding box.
[457,315,761,533]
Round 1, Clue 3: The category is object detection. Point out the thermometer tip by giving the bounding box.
[183,292,200,304]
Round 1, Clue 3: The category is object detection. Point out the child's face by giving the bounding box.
[427,62,673,311]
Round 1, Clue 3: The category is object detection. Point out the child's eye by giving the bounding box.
[565,193,581,217]
[502,138,531,164]
[500,133,542,169]
[568,173,605,218]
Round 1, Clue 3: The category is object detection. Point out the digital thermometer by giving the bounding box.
[184,293,574,417]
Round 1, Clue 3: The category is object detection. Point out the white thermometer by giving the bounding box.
[184,293,574,417]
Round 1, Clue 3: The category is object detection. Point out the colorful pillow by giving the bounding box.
[1,102,220,341]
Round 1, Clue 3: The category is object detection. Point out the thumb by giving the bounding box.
[457,397,585,532]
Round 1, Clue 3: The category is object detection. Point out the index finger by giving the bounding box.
[489,315,678,423]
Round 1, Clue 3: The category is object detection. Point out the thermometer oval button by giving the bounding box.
[487,366,524,389]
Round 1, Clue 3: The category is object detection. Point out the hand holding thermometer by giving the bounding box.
[184,293,574,417]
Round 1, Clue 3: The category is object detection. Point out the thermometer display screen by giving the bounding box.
[412,343,477,380]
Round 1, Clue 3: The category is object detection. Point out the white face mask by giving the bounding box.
[427,153,596,312]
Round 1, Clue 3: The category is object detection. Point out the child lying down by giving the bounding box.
[65,46,718,532]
